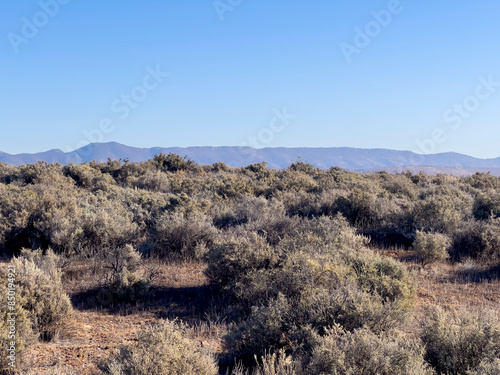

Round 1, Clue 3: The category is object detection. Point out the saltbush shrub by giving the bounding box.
[0,267,34,374]
[451,219,500,262]
[98,244,151,303]
[473,190,500,220]
[102,319,218,375]
[13,249,73,341]
[308,325,432,375]
[421,307,500,375]
[231,349,300,375]
[149,210,217,260]
[219,225,415,363]
[413,230,451,266]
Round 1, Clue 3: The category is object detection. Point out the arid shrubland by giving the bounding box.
[413,230,451,267]
[98,244,151,303]
[421,307,500,375]
[2,157,500,374]
[308,325,433,375]
[208,214,415,365]
[101,319,218,375]
[13,249,72,341]
[0,248,72,373]
[148,210,217,260]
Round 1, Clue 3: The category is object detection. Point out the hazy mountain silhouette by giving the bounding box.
[2,142,500,175]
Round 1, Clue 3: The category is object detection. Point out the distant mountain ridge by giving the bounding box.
[2,142,500,176]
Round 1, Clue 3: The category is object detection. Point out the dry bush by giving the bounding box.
[221,232,415,364]
[101,319,218,375]
[451,219,500,262]
[63,163,102,188]
[149,210,217,260]
[467,358,500,375]
[13,249,72,341]
[231,349,301,375]
[413,193,472,235]
[308,325,432,375]
[216,197,299,245]
[0,267,34,374]
[473,190,500,220]
[130,170,171,192]
[413,231,451,267]
[98,244,151,304]
[79,201,139,255]
[421,307,500,375]
[205,232,278,290]
[303,213,369,250]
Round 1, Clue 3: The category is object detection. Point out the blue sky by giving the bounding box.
[1,1,500,158]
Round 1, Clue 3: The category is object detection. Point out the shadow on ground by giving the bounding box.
[454,263,500,283]
[70,284,225,321]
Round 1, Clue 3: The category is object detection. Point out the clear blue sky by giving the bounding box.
[2,1,500,158]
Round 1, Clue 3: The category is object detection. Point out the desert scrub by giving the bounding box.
[413,230,451,267]
[101,319,218,375]
[451,219,500,262]
[221,238,415,364]
[0,267,34,374]
[308,325,433,375]
[12,248,72,341]
[231,349,301,375]
[149,210,217,260]
[98,244,151,304]
[421,307,500,375]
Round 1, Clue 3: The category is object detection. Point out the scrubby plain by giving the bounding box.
[0,154,499,374]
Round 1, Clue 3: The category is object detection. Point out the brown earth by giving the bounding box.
[13,254,500,374]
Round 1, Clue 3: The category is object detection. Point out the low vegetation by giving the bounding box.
[0,155,499,373]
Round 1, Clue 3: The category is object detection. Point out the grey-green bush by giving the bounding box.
[308,325,433,375]
[102,319,218,375]
[99,244,151,303]
[421,307,500,375]
[13,248,72,341]
[413,230,451,267]
[149,210,217,260]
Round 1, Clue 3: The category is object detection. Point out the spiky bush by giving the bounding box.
[101,319,218,375]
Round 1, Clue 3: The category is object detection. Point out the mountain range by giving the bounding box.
[2,142,500,176]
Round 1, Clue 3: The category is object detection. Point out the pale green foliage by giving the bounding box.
[467,358,500,375]
[102,319,218,375]
[149,210,217,260]
[99,244,151,303]
[413,231,451,266]
[0,267,34,374]
[308,325,433,375]
[231,349,301,375]
[13,249,72,341]
[219,217,415,363]
[421,307,500,375]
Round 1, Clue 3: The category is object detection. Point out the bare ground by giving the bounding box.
[12,253,500,374]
